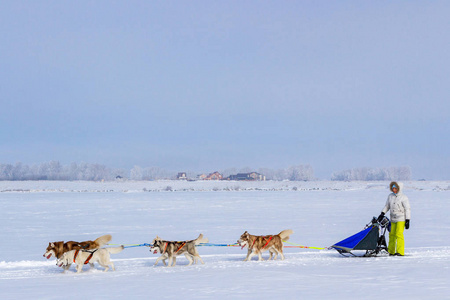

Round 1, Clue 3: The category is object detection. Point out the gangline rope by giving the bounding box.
[108,241,326,250]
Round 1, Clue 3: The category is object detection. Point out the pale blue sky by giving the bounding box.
[1,1,449,179]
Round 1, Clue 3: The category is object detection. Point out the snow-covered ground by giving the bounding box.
[0,180,449,299]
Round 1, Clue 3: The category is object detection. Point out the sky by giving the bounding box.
[0,1,449,180]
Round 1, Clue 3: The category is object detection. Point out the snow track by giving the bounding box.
[1,247,449,280]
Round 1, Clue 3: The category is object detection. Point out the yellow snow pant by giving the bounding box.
[388,221,405,255]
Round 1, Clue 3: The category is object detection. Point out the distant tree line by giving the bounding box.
[0,161,411,181]
[0,162,316,181]
[331,166,411,181]
[0,161,126,181]
[129,165,174,180]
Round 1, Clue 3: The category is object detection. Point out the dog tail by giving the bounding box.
[106,245,124,254]
[95,234,112,247]
[194,233,209,245]
[278,229,294,241]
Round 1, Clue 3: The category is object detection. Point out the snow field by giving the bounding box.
[0,180,449,299]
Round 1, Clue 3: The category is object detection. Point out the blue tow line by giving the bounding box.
[124,243,152,248]
[198,243,239,247]
[108,243,152,249]
[109,243,238,249]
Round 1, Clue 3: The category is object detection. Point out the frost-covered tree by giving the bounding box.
[331,166,412,181]
[0,161,115,181]
[221,168,238,178]
[286,165,315,181]
[130,165,143,180]
[142,166,170,180]
[48,161,63,180]
[0,164,13,180]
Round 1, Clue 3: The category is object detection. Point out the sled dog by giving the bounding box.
[237,229,294,261]
[57,246,124,273]
[150,234,208,267]
[44,234,112,272]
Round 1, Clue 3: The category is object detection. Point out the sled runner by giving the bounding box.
[331,216,389,257]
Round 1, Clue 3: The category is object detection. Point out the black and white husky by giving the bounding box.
[150,234,208,267]
[57,246,124,273]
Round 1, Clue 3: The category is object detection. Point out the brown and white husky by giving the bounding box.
[44,234,112,271]
[57,246,124,273]
[237,229,293,261]
[150,234,209,267]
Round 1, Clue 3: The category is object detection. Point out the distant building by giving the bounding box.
[204,171,223,180]
[177,172,187,180]
[197,174,207,180]
[228,172,265,181]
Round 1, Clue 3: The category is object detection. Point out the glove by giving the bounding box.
[405,219,410,230]
[377,212,385,223]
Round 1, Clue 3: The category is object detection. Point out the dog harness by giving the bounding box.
[162,242,168,253]
[175,242,186,254]
[159,241,186,254]
[262,236,273,249]
[250,236,273,249]
[74,249,98,265]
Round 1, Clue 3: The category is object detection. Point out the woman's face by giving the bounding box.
[392,187,398,194]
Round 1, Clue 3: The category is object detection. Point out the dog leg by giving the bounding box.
[105,258,114,271]
[184,253,193,266]
[244,249,252,261]
[172,256,177,267]
[167,256,177,267]
[63,264,71,273]
[89,263,94,269]
[76,264,83,273]
[167,255,173,267]
[154,255,164,266]
[257,251,264,261]
[191,250,199,265]
[246,251,257,261]
[104,261,112,272]
[99,263,109,272]
[270,248,279,260]
[195,255,205,264]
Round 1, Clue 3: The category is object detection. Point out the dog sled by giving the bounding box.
[331,216,390,257]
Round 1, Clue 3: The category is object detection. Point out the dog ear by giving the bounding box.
[50,242,55,247]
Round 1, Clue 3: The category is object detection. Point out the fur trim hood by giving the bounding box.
[390,181,404,194]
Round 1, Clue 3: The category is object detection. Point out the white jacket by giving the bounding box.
[382,182,411,222]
